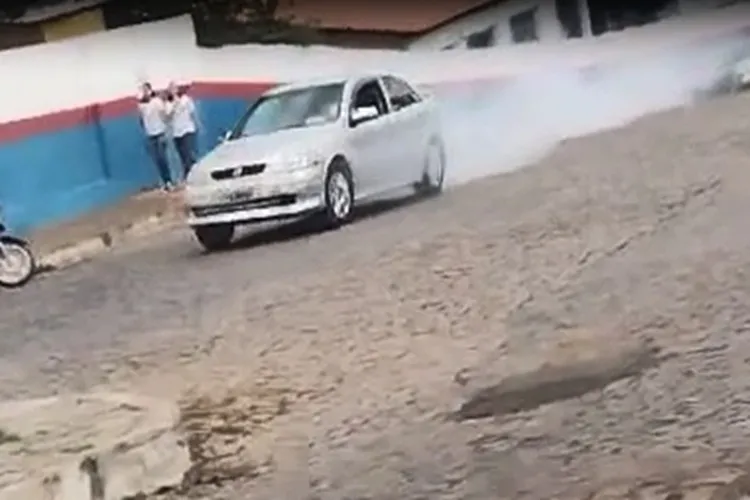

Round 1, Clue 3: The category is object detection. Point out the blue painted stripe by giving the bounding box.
[0,95,254,234]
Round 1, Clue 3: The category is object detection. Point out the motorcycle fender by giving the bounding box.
[0,235,29,247]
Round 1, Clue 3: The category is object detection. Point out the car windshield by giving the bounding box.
[229,83,344,139]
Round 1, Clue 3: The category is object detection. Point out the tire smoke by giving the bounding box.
[434,31,750,187]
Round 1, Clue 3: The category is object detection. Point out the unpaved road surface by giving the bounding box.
[3,93,750,498]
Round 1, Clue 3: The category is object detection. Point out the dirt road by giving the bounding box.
[3,93,750,498]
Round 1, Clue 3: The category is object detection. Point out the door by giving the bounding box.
[381,75,428,185]
[346,78,395,197]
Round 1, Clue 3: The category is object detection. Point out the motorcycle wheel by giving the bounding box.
[0,237,35,288]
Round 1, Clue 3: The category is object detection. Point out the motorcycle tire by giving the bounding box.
[0,236,35,288]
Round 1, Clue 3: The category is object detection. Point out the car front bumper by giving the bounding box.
[185,172,324,226]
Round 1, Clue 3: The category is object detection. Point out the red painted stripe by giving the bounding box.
[99,97,138,120]
[0,77,506,143]
[0,81,277,143]
[191,81,277,98]
[0,106,92,143]
[0,97,138,143]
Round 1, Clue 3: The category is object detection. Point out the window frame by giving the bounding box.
[348,77,390,127]
[381,75,422,112]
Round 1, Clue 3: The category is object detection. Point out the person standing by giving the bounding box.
[138,82,173,190]
[166,81,199,179]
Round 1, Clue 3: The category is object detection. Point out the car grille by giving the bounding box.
[211,164,266,180]
[191,194,296,217]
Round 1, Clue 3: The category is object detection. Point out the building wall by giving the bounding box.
[408,0,733,50]
[0,9,749,234]
[41,7,105,42]
[273,0,493,33]
[408,0,578,50]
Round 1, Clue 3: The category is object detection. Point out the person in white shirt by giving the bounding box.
[138,82,173,190]
[166,81,199,178]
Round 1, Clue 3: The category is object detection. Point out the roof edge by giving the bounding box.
[416,0,505,37]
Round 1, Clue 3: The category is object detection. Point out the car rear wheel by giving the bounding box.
[322,160,355,229]
[415,139,445,196]
[193,223,235,252]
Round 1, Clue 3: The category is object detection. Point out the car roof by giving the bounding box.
[265,73,386,95]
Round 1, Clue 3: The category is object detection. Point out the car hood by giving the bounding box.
[192,126,335,177]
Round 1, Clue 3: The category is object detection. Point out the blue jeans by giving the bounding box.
[174,132,197,177]
[146,134,171,185]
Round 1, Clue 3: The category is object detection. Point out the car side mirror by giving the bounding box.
[350,106,379,127]
[219,130,231,143]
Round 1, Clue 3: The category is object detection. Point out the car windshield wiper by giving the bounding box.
[276,122,307,131]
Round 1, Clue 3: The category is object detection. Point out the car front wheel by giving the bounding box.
[192,223,235,252]
[321,160,355,228]
[415,139,446,196]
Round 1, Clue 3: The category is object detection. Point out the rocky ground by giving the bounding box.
[4,92,750,499]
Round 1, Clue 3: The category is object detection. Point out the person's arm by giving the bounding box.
[188,97,201,130]
[160,99,174,137]
[160,97,174,120]
[136,102,146,131]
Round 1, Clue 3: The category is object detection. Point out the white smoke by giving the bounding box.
[435,31,750,187]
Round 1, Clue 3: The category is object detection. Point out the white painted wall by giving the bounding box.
[0,16,197,121]
[0,3,749,124]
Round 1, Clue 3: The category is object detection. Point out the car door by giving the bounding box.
[380,75,428,185]
[345,78,396,197]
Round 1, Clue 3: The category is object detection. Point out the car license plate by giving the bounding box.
[226,188,254,202]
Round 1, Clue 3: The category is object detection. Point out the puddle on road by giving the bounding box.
[453,344,662,421]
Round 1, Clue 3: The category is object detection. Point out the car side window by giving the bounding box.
[382,76,421,111]
[350,79,389,123]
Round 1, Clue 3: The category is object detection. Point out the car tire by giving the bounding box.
[321,159,355,229]
[415,138,446,197]
[192,223,235,252]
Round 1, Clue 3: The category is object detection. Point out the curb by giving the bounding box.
[38,210,184,271]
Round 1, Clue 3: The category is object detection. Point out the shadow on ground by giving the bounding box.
[188,192,432,256]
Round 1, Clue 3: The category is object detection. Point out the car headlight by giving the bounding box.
[284,153,324,172]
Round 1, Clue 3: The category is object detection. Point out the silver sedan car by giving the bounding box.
[183,73,446,251]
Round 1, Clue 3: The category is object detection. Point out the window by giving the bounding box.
[229,83,344,139]
[381,76,421,111]
[555,0,583,38]
[466,25,495,48]
[509,7,539,43]
[587,0,680,35]
[0,23,43,51]
[349,79,389,125]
